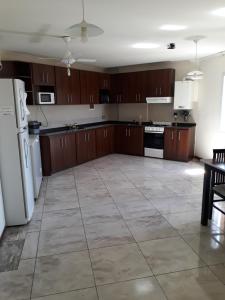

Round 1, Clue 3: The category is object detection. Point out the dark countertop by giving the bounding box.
[40,120,196,136]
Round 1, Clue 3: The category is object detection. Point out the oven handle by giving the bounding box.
[144,131,164,134]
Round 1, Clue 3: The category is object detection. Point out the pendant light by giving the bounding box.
[67,0,104,43]
[186,36,205,80]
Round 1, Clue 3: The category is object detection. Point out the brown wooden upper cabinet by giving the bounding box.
[99,73,110,89]
[115,125,144,156]
[124,71,147,103]
[145,69,175,97]
[164,127,195,162]
[55,67,80,105]
[32,63,55,86]
[80,70,99,104]
[110,73,126,103]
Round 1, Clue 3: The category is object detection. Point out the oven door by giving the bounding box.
[144,132,164,149]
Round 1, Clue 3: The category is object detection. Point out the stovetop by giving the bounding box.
[144,121,172,127]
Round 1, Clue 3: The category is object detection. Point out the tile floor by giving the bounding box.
[1,154,225,299]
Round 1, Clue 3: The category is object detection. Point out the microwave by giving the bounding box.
[37,92,55,104]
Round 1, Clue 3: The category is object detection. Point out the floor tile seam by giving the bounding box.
[72,169,100,300]
[29,178,48,300]
[207,263,225,285]
[94,166,155,276]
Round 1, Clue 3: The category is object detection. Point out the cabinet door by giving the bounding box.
[63,134,77,168]
[176,129,190,162]
[32,63,55,86]
[164,128,177,160]
[76,131,88,164]
[115,126,128,153]
[145,70,154,97]
[86,71,99,104]
[55,67,71,104]
[96,127,106,157]
[106,126,115,154]
[110,74,125,103]
[87,129,96,161]
[125,72,138,103]
[99,73,110,89]
[160,69,175,97]
[49,135,65,173]
[129,127,144,156]
[70,69,81,104]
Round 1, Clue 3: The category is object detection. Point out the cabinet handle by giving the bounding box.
[128,128,131,137]
[64,137,66,147]
[156,87,158,96]
[46,72,49,83]
[171,131,174,140]
[60,138,63,148]
[88,133,90,141]
[106,129,107,137]
[178,131,181,141]
[125,128,128,136]
[42,72,45,83]
[67,95,70,104]
[159,87,162,96]
[71,95,73,103]
[84,133,86,142]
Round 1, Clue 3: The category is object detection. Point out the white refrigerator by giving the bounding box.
[0,79,34,226]
[0,179,5,237]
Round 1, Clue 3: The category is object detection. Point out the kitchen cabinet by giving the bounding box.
[124,71,147,103]
[80,71,99,104]
[115,126,144,156]
[145,69,175,97]
[32,63,55,86]
[40,133,76,175]
[164,127,195,162]
[55,67,80,104]
[99,73,110,89]
[76,129,96,164]
[111,73,126,103]
[96,126,114,157]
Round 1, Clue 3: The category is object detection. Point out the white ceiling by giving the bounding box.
[1,0,225,68]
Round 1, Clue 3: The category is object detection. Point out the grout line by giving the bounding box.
[29,178,48,300]
[73,167,100,300]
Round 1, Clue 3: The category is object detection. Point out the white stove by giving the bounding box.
[144,121,172,158]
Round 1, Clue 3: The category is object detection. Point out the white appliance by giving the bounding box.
[146,97,173,104]
[37,92,55,105]
[144,122,172,158]
[174,81,194,110]
[29,135,42,199]
[0,79,34,226]
[0,179,6,237]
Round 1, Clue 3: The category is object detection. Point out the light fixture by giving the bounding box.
[132,43,159,49]
[186,36,205,80]
[67,0,104,43]
[212,7,225,17]
[160,24,187,31]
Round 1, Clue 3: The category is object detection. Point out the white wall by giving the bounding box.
[195,55,225,158]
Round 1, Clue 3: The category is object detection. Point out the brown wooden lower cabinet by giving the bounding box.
[76,129,96,164]
[115,126,144,156]
[96,126,114,157]
[40,133,76,176]
[164,127,195,162]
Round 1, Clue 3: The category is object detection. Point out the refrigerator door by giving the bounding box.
[13,79,28,129]
[18,129,34,221]
[0,180,5,237]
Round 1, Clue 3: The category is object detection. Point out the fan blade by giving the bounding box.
[0,29,62,39]
[29,24,51,43]
[38,57,59,60]
[76,58,96,63]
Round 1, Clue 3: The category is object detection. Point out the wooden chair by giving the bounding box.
[209,149,225,219]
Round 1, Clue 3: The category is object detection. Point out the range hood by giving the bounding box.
[146,97,173,104]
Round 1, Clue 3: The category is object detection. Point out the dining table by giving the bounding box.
[201,159,225,225]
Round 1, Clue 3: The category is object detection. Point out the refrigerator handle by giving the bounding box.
[20,99,25,121]
[24,139,28,168]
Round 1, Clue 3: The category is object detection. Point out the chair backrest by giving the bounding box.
[213,149,225,184]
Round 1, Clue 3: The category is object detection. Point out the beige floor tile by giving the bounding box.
[97,277,167,300]
[32,251,94,298]
[157,267,225,300]
[85,220,135,249]
[126,215,178,242]
[0,259,35,300]
[139,236,204,275]
[90,243,152,285]
[32,287,98,300]
[21,232,39,259]
[209,264,225,284]
[38,226,87,256]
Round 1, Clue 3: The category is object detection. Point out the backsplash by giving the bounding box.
[28,104,118,129]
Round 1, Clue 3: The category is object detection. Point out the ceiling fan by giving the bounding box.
[186,36,205,80]
[38,36,96,76]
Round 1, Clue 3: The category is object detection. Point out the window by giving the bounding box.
[220,74,225,131]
